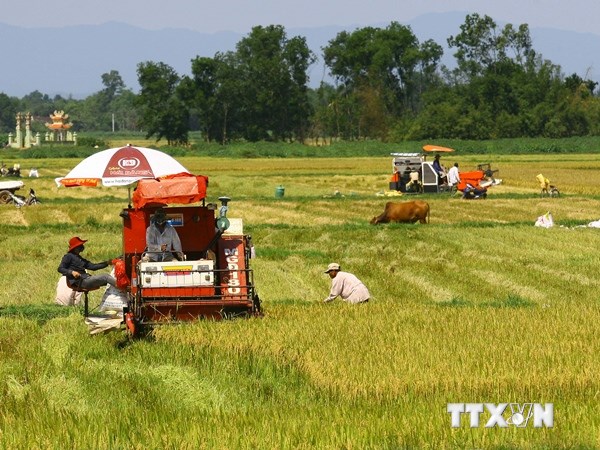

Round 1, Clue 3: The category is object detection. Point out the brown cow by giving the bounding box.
[370,200,430,225]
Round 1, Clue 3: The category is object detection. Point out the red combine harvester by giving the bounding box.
[118,174,261,335]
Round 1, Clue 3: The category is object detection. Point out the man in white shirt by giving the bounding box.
[323,263,370,304]
[145,208,183,261]
[447,163,461,187]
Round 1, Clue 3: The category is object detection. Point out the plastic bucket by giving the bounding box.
[275,185,285,198]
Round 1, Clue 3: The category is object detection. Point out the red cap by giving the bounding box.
[68,236,88,252]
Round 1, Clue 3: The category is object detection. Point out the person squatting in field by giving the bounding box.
[58,236,117,289]
[323,263,370,304]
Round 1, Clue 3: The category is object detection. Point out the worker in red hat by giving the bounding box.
[58,236,118,290]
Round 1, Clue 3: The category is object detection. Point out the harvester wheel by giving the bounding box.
[0,190,11,204]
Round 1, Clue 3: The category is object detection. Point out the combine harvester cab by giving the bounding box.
[120,174,261,335]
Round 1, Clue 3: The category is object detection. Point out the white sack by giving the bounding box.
[535,211,554,228]
[99,285,128,313]
[55,276,82,306]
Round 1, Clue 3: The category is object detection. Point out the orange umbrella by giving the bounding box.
[422,144,455,153]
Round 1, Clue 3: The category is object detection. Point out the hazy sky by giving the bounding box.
[3,0,600,35]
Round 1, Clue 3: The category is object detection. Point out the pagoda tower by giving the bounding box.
[45,110,74,143]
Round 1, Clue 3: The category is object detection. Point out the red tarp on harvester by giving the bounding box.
[132,173,208,209]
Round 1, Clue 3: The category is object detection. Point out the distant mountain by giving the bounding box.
[1,13,599,98]
[0,22,241,98]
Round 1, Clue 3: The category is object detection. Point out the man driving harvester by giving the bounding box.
[144,208,183,262]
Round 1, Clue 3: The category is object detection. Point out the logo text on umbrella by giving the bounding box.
[103,147,154,178]
[119,157,140,169]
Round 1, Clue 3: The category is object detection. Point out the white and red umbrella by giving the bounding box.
[55,145,190,187]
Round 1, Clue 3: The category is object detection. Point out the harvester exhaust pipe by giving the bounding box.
[216,196,231,232]
[200,196,231,256]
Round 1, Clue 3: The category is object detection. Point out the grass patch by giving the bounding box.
[482,294,535,308]
[436,297,474,307]
[453,220,526,228]
[0,304,79,324]
[254,247,328,261]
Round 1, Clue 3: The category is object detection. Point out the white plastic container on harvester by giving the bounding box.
[139,259,214,288]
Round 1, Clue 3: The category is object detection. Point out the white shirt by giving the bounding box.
[447,166,460,185]
[146,223,182,255]
[324,271,370,304]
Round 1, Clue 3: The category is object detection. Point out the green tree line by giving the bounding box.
[1,14,599,145]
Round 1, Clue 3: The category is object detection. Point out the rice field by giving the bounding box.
[0,153,599,449]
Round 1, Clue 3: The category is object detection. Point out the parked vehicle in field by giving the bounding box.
[0,181,40,206]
